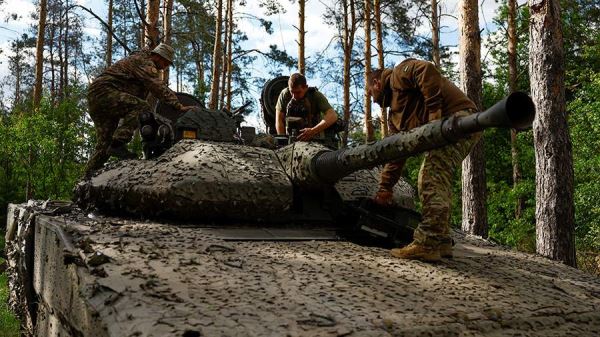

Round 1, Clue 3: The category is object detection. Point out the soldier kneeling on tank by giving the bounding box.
[367,59,481,262]
[275,73,341,147]
[83,43,194,178]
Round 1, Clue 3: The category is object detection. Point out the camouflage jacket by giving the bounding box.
[92,50,182,110]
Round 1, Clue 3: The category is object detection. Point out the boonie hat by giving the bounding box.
[151,43,175,63]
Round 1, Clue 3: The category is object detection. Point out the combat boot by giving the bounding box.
[390,242,441,262]
[439,242,453,259]
[107,144,137,159]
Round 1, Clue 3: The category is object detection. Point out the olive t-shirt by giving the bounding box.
[275,87,333,123]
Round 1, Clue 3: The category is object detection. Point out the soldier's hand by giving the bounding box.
[373,189,394,207]
[297,128,318,141]
[180,105,194,112]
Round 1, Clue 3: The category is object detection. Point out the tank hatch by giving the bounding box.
[260,75,289,135]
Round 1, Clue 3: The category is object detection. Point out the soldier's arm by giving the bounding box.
[135,62,184,110]
[379,159,407,192]
[275,91,286,135]
[315,92,338,131]
[410,60,444,121]
[297,92,338,141]
[378,121,403,191]
[312,108,337,134]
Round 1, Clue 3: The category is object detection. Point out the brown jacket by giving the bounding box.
[91,50,182,110]
[379,59,477,191]
[383,59,477,132]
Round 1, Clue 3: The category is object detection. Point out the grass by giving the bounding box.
[0,234,20,337]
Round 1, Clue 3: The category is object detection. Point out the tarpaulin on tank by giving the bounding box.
[75,140,293,221]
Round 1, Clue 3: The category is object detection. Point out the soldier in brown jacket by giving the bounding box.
[83,43,193,178]
[368,58,480,262]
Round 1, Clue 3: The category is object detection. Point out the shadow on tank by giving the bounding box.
[74,79,535,249]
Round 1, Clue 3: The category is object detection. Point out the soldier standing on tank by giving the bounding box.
[83,43,193,178]
[367,59,480,262]
[275,73,339,142]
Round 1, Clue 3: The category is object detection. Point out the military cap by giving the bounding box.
[151,43,175,64]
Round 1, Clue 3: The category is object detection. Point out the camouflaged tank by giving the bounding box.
[10,85,587,337]
[72,86,536,247]
[73,82,426,248]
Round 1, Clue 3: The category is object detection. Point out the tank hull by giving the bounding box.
[6,202,600,337]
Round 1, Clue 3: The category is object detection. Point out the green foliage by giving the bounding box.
[0,90,90,217]
[477,0,600,257]
[487,179,536,252]
[569,73,600,250]
[0,235,20,337]
[0,273,20,337]
[485,3,531,93]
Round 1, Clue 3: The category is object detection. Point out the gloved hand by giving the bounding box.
[373,189,394,207]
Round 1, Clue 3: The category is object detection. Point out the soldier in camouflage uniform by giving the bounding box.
[367,59,480,262]
[275,73,339,143]
[84,43,192,178]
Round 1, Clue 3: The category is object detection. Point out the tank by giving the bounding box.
[73,90,536,247]
[9,90,600,337]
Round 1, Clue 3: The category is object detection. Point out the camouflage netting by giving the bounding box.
[5,202,600,337]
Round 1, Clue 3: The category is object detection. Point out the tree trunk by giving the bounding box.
[431,0,440,67]
[162,0,174,84]
[298,0,306,74]
[363,0,373,142]
[106,0,113,67]
[508,0,524,219]
[191,40,205,104]
[196,54,205,103]
[145,0,160,108]
[225,0,234,111]
[459,0,488,237]
[529,0,575,266]
[341,0,356,146]
[219,5,228,111]
[64,0,69,97]
[33,0,48,110]
[183,3,206,103]
[58,5,64,99]
[209,0,223,110]
[145,0,160,48]
[139,0,146,49]
[373,0,388,138]
[49,21,56,102]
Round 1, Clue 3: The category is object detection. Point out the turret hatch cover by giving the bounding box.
[260,76,289,134]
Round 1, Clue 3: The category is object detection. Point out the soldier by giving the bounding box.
[83,43,193,178]
[367,59,480,262]
[275,73,339,142]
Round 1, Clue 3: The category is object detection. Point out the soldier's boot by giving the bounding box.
[107,141,137,160]
[439,242,453,259]
[390,241,441,262]
[439,238,454,259]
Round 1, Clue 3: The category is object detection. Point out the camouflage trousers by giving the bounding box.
[413,110,481,246]
[84,83,150,176]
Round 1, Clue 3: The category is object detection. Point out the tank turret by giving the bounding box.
[139,92,254,158]
[74,91,534,246]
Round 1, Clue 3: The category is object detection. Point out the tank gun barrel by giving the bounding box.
[311,92,535,184]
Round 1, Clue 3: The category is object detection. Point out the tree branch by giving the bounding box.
[66,5,131,54]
